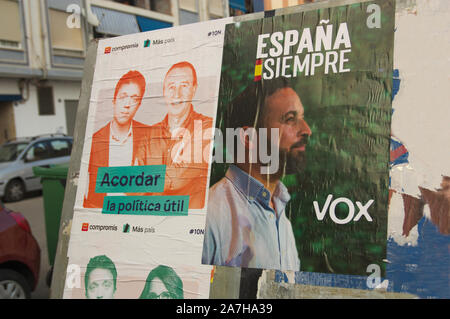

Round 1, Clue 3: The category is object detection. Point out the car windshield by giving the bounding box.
[0,143,28,163]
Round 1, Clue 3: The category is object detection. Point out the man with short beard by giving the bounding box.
[202,79,311,271]
[136,61,213,209]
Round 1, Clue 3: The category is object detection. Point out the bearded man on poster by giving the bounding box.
[84,70,147,208]
[202,79,312,271]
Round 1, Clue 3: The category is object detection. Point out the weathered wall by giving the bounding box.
[256,0,450,299]
[257,270,416,298]
[12,81,81,137]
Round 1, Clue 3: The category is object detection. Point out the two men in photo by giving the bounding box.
[84,62,212,210]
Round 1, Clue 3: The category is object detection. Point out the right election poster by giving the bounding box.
[202,0,395,276]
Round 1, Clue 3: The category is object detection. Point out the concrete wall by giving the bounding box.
[21,0,50,72]
[13,81,80,137]
[0,79,21,96]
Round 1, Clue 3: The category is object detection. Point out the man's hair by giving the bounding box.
[84,255,117,296]
[226,77,292,129]
[139,265,184,299]
[113,70,146,103]
[165,61,198,87]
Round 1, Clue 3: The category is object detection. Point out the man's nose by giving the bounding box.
[96,288,105,298]
[123,97,132,108]
[174,85,185,99]
[297,119,312,137]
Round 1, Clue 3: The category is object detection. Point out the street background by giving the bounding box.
[7,192,50,299]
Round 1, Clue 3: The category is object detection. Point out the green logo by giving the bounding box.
[123,223,130,233]
[144,39,150,48]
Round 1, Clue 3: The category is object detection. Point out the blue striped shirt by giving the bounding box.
[202,165,300,271]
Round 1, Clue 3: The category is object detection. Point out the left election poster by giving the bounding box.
[64,212,213,299]
[64,18,231,299]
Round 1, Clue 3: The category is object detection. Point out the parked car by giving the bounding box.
[0,134,73,202]
[0,200,40,299]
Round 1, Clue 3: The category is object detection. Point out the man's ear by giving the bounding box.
[192,83,198,96]
[136,97,144,109]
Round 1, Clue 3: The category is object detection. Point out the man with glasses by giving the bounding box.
[84,70,147,208]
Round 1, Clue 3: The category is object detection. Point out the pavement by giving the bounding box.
[6,192,51,299]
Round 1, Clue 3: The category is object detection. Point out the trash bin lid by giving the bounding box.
[32,163,69,179]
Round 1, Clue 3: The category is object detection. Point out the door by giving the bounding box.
[0,102,16,145]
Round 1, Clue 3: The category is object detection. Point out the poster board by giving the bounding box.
[57,1,448,298]
[63,18,232,299]
[202,0,394,276]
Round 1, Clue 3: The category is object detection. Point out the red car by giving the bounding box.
[0,200,40,299]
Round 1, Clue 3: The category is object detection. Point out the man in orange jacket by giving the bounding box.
[84,70,148,208]
[135,61,213,209]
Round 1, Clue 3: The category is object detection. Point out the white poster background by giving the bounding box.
[64,212,213,299]
[65,18,232,299]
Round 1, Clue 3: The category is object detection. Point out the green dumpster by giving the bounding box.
[33,164,69,266]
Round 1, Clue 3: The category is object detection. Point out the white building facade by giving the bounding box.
[0,0,235,144]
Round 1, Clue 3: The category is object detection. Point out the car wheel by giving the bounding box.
[0,269,31,299]
[4,179,25,202]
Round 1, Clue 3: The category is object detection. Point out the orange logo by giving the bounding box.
[104,47,111,54]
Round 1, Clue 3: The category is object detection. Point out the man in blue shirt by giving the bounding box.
[202,79,312,271]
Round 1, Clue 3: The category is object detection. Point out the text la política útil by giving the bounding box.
[103,196,188,216]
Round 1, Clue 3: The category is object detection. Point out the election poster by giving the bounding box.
[64,18,232,299]
[202,0,395,276]
[264,0,450,299]
[64,212,213,299]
